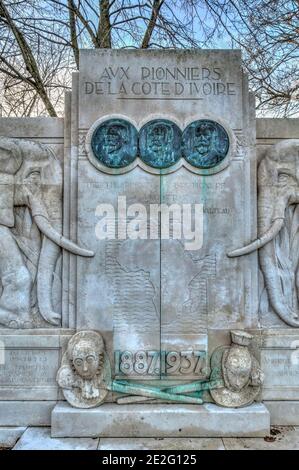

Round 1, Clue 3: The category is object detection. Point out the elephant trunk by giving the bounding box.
[258,189,299,327]
[29,194,93,257]
[33,213,94,257]
[32,190,62,326]
[37,237,61,326]
[227,218,284,257]
[259,241,299,327]
[227,187,287,258]
[28,192,94,326]
[228,183,299,327]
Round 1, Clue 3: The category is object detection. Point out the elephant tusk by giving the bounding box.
[33,214,94,257]
[227,218,284,258]
[28,192,94,257]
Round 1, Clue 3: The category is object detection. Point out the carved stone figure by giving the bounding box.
[57,331,263,409]
[210,330,263,408]
[228,140,299,326]
[0,137,94,328]
[57,330,110,408]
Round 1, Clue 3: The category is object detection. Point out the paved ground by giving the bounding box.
[0,426,299,450]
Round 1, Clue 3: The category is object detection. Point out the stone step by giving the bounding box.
[51,402,270,438]
[98,437,225,450]
[13,427,98,451]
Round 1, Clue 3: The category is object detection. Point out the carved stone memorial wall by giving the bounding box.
[0,50,298,434]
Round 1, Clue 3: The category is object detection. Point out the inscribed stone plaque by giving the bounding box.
[73,49,258,380]
[0,332,72,400]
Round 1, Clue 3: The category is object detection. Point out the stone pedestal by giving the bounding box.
[51,402,270,438]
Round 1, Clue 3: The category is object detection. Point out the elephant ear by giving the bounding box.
[0,174,15,227]
[274,205,299,315]
[289,205,299,302]
[52,253,62,316]
[12,207,42,309]
[260,204,299,322]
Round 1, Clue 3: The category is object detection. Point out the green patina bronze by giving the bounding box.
[91,118,138,168]
[109,380,203,404]
[183,119,229,169]
[164,378,224,395]
[101,352,224,404]
[91,118,229,171]
[139,119,182,169]
[107,376,224,404]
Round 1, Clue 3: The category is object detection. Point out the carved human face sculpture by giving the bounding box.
[194,125,213,156]
[223,347,252,392]
[104,126,123,154]
[72,340,101,380]
[148,124,169,153]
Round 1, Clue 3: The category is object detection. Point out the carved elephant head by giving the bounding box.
[0,137,94,326]
[228,139,299,326]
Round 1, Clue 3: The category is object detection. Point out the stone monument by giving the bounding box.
[0,49,298,439]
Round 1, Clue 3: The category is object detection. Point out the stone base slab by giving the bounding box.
[0,401,56,426]
[13,427,98,451]
[0,427,26,448]
[265,401,299,425]
[51,402,270,438]
[98,437,225,450]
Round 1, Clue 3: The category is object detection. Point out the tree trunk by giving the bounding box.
[141,0,164,49]
[98,0,111,48]
[68,0,79,68]
[0,0,57,116]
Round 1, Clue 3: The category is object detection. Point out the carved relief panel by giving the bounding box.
[71,49,257,382]
[0,134,94,329]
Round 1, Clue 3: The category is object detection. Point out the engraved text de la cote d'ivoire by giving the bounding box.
[84,66,237,99]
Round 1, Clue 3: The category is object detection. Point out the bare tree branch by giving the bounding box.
[141,0,164,48]
[97,0,112,47]
[0,0,298,117]
[68,0,79,67]
[0,0,57,116]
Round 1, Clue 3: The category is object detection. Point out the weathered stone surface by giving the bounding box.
[55,329,264,408]
[10,426,299,450]
[261,329,299,400]
[98,437,225,450]
[265,402,299,425]
[223,426,299,450]
[0,133,94,329]
[0,117,64,140]
[255,121,299,335]
[57,330,109,408]
[228,139,299,327]
[256,118,299,170]
[0,329,73,400]
[13,427,98,450]
[74,49,258,386]
[79,50,244,130]
[51,402,270,438]
[256,118,299,140]
[210,331,263,408]
[0,427,25,448]
[0,137,62,328]
[0,49,299,435]
[0,401,55,426]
